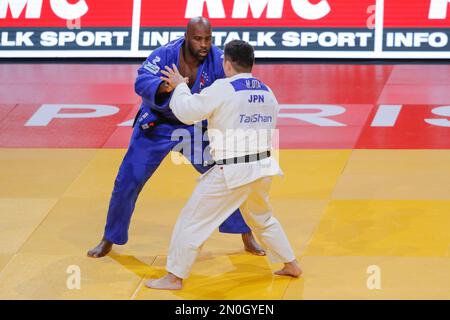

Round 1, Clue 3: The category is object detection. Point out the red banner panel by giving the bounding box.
[383,0,450,52]
[0,0,133,27]
[384,0,450,28]
[141,0,374,28]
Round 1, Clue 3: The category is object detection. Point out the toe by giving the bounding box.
[274,271,284,276]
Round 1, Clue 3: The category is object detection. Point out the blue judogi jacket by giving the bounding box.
[135,37,225,123]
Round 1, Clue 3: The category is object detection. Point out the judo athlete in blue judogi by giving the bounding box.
[87,17,265,258]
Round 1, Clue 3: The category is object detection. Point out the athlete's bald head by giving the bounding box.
[184,17,212,62]
[186,16,211,35]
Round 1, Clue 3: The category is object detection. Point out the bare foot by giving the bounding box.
[274,260,302,278]
[242,232,266,256]
[87,238,113,258]
[145,273,183,290]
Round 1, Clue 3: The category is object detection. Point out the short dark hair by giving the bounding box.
[224,40,254,72]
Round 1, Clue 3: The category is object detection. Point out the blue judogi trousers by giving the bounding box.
[104,120,251,245]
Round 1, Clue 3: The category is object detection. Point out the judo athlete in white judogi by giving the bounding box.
[146,40,302,290]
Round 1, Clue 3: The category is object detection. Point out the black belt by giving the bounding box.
[214,151,271,165]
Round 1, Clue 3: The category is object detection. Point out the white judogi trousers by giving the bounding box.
[166,166,296,279]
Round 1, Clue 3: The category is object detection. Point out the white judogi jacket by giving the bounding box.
[170,73,283,189]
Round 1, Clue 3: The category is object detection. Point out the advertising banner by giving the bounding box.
[0,0,449,58]
[0,0,134,56]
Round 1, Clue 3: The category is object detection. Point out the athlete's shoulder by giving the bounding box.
[205,45,225,79]
[214,77,229,86]
[141,38,183,74]
[203,77,229,94]
[249,77,272,92]
[164,37,184,50]
[207,45,224,64]
[151,37,183,56]
[210,44,224,56]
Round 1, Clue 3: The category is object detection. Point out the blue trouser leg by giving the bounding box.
[184,124,251,234]
[104,125,176,244]
[217,211,251,234]
[104,121,251,245]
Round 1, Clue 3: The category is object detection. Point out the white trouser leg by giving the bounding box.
[166,167,251,279]
[239,177,296,264]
